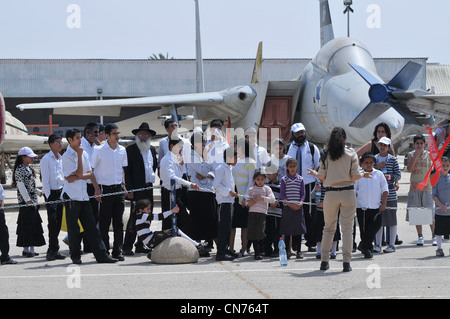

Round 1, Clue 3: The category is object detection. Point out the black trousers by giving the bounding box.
[0,209,10,262]
[83,183,100,252]
[356,208,382,251]
[45,189,63,253]
[98,185,125,256]
[123,185,154,251]
[63,195,109,262]
[303,182,317,248]
[217,203,233,256]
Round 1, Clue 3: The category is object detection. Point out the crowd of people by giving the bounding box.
[0,118,448,273]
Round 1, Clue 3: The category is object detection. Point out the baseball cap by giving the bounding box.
[18,147,38,158]
[378,136,391,146]
[291,123,306,133]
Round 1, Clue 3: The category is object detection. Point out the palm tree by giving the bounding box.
[149,52,174,60]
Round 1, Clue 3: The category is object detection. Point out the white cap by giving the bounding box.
[291,123,306,133]
[378,136,391,146]
[244,127,257,136]
[18,146,38,158]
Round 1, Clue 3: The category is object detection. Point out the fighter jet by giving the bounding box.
[15,0,448,146]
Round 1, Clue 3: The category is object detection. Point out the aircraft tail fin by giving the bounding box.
[251,41,263,84]
[319,0,334,47]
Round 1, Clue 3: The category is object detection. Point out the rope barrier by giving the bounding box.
[3,184,437,212]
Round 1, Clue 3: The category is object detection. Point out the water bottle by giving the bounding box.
[278,237,288,267]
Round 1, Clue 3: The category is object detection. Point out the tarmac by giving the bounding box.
[1,155,450,302]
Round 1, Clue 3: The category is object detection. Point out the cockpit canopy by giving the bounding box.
[312,37,377,75]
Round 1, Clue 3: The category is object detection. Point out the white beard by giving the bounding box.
[136,138,151,153]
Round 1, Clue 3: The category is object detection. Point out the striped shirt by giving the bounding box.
[375,153,401,201]
[232,157,256,204]
[135,210,173,246]
[280,173,305,203]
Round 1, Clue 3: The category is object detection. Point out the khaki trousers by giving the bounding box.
[321,189,356,263]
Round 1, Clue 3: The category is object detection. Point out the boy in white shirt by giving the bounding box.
[62,128,117,264]
[40,134,66,261]
[355,152,388,259]
[213,149,239,261]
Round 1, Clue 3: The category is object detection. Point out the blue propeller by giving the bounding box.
[348,61,432,128]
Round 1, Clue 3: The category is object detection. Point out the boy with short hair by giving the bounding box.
[355,152,388,259]
[213,149,239,261]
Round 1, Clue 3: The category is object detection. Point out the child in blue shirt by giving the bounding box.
[432,156,450,256]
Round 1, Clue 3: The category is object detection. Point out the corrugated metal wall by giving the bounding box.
[0,58,428,98]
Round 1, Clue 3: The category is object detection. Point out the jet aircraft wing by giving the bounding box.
[16,85,257,121]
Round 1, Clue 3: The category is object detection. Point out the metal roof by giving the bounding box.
[427,63,450,94]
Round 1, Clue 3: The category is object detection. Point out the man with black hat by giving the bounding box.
[123,122,158,255]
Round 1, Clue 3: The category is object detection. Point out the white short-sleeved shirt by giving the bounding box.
[91,142,128,186]
[62,146,91,201]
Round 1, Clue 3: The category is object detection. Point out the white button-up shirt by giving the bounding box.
[187,149,215,191]
[62,145,91,201]
[91,141,128,186]
[40,150,64,198]
[355,168,389,209]
[287,141,320,185]
[159,151,192,190]
[213,163,235,204]
[141,149,155,184]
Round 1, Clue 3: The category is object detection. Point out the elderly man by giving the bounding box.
[287,123,320,253]
[123,122,158,255]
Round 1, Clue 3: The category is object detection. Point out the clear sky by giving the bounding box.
[0,0,449,64]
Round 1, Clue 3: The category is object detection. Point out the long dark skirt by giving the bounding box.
[187,191,218,240]
[16,206,46,247]
[280,206,306,236]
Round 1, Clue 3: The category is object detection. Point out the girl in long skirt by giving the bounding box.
[13,147,45,257]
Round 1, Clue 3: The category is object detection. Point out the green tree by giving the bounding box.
[149,52,174,60]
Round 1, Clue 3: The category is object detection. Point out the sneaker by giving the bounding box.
[1,258,17,265]
[436,248,444,257]
[383,245,396,253]
[417,236,424,246]
[373,245,382,253]
[432,236,437,246]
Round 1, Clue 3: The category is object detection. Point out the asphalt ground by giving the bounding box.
[1,156,450,305]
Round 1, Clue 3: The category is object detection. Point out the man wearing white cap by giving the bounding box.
[287,123,320,252]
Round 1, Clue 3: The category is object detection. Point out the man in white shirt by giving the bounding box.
[40,134,66,261]
[158,119,191,175]
[287,123,321,251]
[62,128,117,264]
[160,138,199,238]
[244,127,270,169]
[80,122,101,253]
[91,123,128,261]
[123,122,158,255]
[205,119,229,170]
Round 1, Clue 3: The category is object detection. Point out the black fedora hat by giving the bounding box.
[132,122,156,137]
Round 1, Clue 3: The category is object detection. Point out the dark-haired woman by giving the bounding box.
[13,147,45,257]
[356,122,396,157]
[308,127,370,272]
